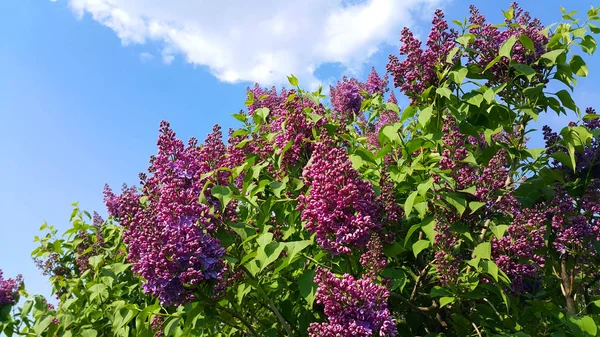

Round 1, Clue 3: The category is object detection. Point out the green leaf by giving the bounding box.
[89,283,108,302]
[88,255,104,271]
[570,55,589,77]
[253,107,270,124]
[418,106,434,127]
[450,67,468,85]
[519,34,535,51]
[136,304,160,332]
[580,35,597,54]
[20,300,33,317]
[503,7,514,20]
[552,151,575,171]
[299,269,317,306]
[381,269,407,291]
[417,179,433,197]
[483,88,495,104]
[469,201,486,214]
[107,263,131,275]
[512,63,537,81]
[430,286,452,297]
[436,87,452,99]
[480,260,499,282]
[385,102,400,114]
[484,55,503,72]
[256,231,274,248]
[164,317,180,337]
[380,124,401,145]
[555,90,579,113]
[404,191,419,217]
[114,307,137,330]
[383,242,404,257]
[491,224,509,239]
[400,106,417,122]
[412,240,430,257]
[256,242,285,272]
[231,129,250,137]
[499,35,517,59]
[287,74,298,87]
[527,148,545,160]
[474,242,491,260]
[458,185,477,195]
[440,296,456,308]
[245,92,255,106]
[446,193,467,216]
[34,316,53,335]
[81,329,98,337]
[540,49,565,65]
[446,46,460,64]
[284,240,312,263]
[567,316,597,337]
[456,34,473,47]
[232,113,247,122]
[211,185,234,212]
[466,93,484,107]
[404,224,421,247]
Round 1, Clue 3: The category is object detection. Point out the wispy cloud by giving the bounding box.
[61,0,441,86]
[139,51,153,62]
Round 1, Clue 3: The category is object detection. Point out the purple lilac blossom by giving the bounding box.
[297,141,381,255]
[387,9,457,102]
[467,3,548,85]
[103,121,230,306]
[0,269,23,306]
[308,267,397,337]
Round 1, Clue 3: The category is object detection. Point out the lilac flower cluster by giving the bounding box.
[360,236,387,279]
[377,171,403,229]
[74,213,105,272]
[433,220,461,285]
[365,67,387,96]
[387,9,457,101]
[492,206,546,293]
[271,90,328,171]
[550,189,600,256]
[543,107,600,175]
[437,116,519,215]
[242,85,332,173]
[35,252,67,279]
[439,116,471,182]
[308,267,397,337]
[104,121,229,306]
[297,141,381,255]
[467,3,548,84]
[151,316,164,337]
[0,269,23,306]
[366,93,400,150]
[245,84,289,116]
[330,76,366,122]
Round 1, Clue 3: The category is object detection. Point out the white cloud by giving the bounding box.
[62,0,442,86]
[139,51,153,62]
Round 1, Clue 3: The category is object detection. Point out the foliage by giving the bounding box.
[3,3,600,337]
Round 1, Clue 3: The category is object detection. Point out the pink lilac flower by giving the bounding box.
[365,67,387,96]
[330,76,366,122]
[297,141,381,255]
[467,3,548,85]
[308,267,397,337]
[103,121,231,306]
[360,236,387,279]
[387,9,457,102]
[0,269,23,306]
[433,220,462,285]
[492,206,546,293]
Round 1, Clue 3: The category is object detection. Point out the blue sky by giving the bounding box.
[1,0,599,300]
